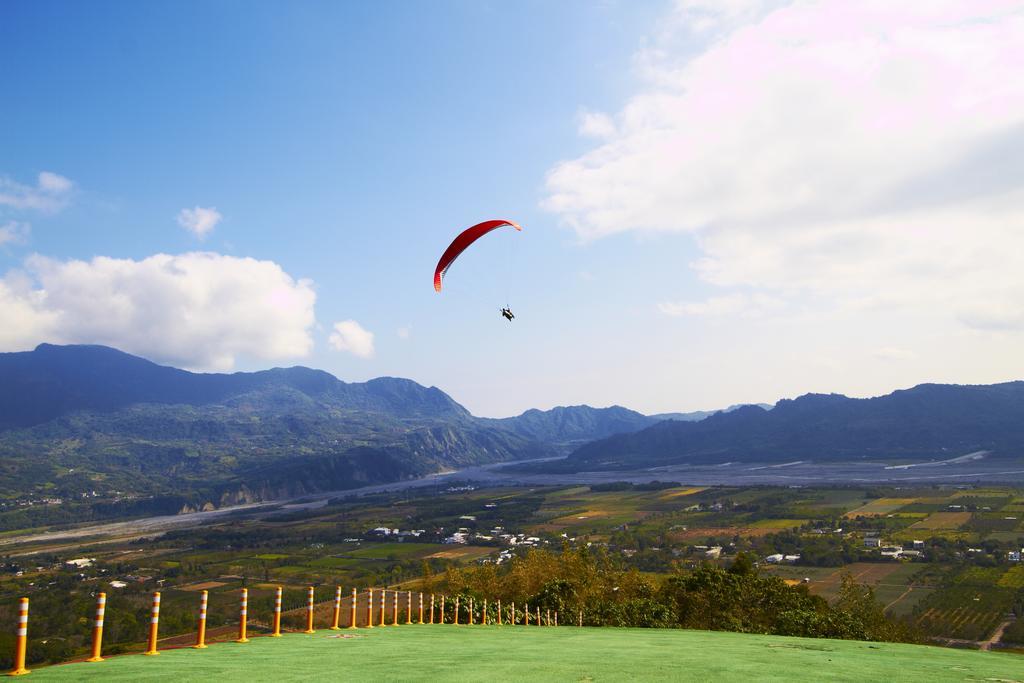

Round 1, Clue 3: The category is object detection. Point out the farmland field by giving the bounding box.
[909,512,972,530]
[844,498,917,518]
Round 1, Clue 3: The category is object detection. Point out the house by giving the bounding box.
[783,554,801,563]
[880,546,903,558]
[65,558,95,568]
[864,537,881,548]
[765,553,785,563]
[912,540,925,549]
[1008,550,1022,562]
[705,546,722,559]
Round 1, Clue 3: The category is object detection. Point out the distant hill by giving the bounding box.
[563,383,1024,471]
[0,344,544,524]
[482,405,657,446]
[650,403,774,422]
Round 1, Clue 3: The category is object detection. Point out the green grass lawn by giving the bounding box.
[27,625,1022,682]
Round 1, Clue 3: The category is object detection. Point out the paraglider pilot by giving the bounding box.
[501,307,514,321]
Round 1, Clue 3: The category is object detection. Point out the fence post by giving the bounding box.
[468,597,474,625]
[554,611,558,627]
[86,592,106,662]
[453,596,459,625]
[194,590,209,648]
[144,591,161,656]
[578,610,583,627]
[272,586,283,637]
[237,588,249,643]
[497,599,502,626]
[392,590,399,626]
[349,588,358,629]
[331,586,342,630]
[483,599,488,625]
[511,601,515,625]
[546,609,551,627]
[378,589,386,627]
[366,589,374,628]
[418,593,424,624]
[406,591,412,625]
[439,595,444,624]
[524,602,529,626]
[9,597,29,676]
[304,586,316,634]
[429,594,435,624]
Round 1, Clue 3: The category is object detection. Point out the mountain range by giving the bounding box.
[560,383,1024,471]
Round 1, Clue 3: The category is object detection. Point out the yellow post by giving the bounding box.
[430,594,435,624]
[305,586,315,633]
[483,599,488,625]
[418,593,424,624]
[86,592,106,662]
[9,597,29,676]
[405,591,412,625]
[237,588,249,643]
[378,589,386,627]
[392,591,399,626]
[144,591,161,655]
[194,590,209,648]
[453,596,459,625]
[536,606,541,626]
[554,611,558,627]
[366,588,374,628]
[468,597,474,625]
[511,601,515,625]
[578,610,583,627]
[524,602,529,626]
[271,586,282,637]
[330,586,342,630]
[546,609,551,627]
[349,588,358,629]
[439,595,444,624]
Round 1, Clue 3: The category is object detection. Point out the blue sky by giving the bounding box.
[3,1,1024,417]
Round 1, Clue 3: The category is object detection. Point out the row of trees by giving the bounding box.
[443,546,918,642]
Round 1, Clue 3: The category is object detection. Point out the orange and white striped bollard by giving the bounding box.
[406,591,412,625]
[378,589,386,627]
[237,588,249,643]
[468,597,474,625]
[86,592,106,662]
[524,602,529,626]
[536,606,541,626]
[271,586,282,637]
[392,590,399,626]
[554,611,558,627]
[429,594,435,624]
[304,586,315,633]
[546,609,551,627]
[10,597,29,676]
[497,599,502,626]
[366,588,374,628]
[144,591,161,655]
[194,590,209,648]
[331,586,342,630]
[418,592,424,624]
[453,596,459,625]
[349,587,358,629]
[439,595,444,624]
[511,601,515,625]
[483,599,488,625]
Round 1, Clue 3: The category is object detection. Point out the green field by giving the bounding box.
[28,626,1022,682]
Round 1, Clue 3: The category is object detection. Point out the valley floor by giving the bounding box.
[28,625,1022,682]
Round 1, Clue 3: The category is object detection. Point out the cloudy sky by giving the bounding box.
[2,1,1023,416]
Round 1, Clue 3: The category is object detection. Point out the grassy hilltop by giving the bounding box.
[29,626,1023,683]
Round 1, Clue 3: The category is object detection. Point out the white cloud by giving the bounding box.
[0,171,74,212]
[0,252,316,371]
[544,1,1024,332]
[658,292,784,317]
[0,221,30,247]
[329,320,375,358]
[874,347,916,362]
[177,206,222,239]
[578,110,616,139]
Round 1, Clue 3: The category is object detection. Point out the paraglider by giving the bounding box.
[501,307,514,321]
[433,219,521,293]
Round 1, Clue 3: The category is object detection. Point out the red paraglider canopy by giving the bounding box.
[433,219,522,292]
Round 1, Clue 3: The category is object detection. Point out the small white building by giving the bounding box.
[765,553,785,564]
[864,537,881,548]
